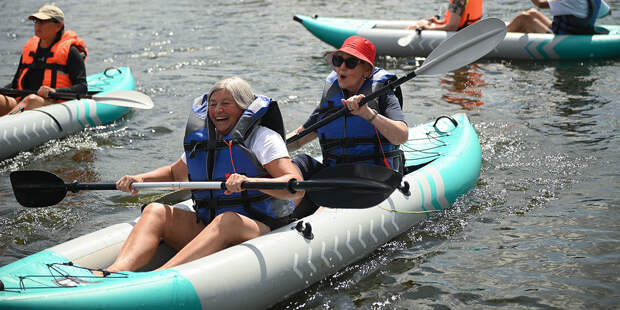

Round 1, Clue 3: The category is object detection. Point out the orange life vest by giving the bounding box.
[443,0,483,30]
[17,30,87,90]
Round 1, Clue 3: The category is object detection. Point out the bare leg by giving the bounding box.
[7,94,52,114]
[105,203,204,273]
[155,211,270,270]
[407,19,429,30]
[0,95,18,116]
[507,9,552,33]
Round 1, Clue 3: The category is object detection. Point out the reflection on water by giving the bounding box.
[439,64,486,110]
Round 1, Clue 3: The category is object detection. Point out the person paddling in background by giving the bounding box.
[94,77,303,275]
[407,0,483,31]
[0,4,87,117]
[507,0,611,34]
[287,36,408,217]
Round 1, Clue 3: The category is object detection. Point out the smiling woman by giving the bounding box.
[93,76,303,276]
[207,78,253,138]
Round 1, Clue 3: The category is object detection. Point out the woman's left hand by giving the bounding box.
[224,173,250,195]
[36,86,55,99]
[342,94,374,120]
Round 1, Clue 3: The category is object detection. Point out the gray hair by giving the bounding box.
[208,76,255,109]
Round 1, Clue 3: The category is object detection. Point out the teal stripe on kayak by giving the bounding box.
[74,101,86,128]
[535,39,551,60]
[424,169,443,211]
[83,100,96,127]
[0,250,202,310]
[415,178,428,215]
[524,40,539,60]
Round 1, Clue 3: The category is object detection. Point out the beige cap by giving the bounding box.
[29,5,64,23]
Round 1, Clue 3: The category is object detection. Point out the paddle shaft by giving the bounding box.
[0,88,97,100]
[0,88,154,110]
[286,70,417,145]
[11,164,402,208]
[58,179,393,193]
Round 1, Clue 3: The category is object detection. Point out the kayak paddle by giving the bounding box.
[397,17,506,48]
[0,88,154,110]
[286,18,507,146]
[10,164,404,209]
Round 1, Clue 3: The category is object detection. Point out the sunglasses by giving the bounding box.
[331,54,361,69]
[32,18,58,24]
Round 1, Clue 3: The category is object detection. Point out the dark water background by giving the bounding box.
[1,1,618,309]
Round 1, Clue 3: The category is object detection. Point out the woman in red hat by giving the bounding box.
[0,5,87,116]
[287,35,409,217]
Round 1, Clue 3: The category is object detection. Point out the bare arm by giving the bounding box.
[423,9,461,31]
[286,126,318,152]
[342,95,409,145]
[224,157,304,201]
[117,158,188,194]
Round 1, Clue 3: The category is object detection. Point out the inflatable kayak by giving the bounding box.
[294,15,620,60]
[0,113,481,309]
[0,67,135,160]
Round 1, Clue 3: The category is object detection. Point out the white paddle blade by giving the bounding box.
[415,18,507,76]
[91,90,154,109]
[397,32,417,47]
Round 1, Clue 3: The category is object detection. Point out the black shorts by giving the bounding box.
[291,153,326,180]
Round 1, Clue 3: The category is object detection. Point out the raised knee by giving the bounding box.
[141,202,169,218]
[526,8,539,15]
[22,94,41,103]
[211,211,241,227]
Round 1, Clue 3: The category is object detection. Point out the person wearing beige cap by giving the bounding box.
[286,35,409,217]
[0,4,88,116]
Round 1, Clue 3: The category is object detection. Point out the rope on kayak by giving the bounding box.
[378,205,444,214]
[400,131,449,159]
[6,262,128,291]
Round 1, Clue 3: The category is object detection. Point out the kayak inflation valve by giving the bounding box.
[398,181,411,196]
[292,221,314,240]
[302,223,314,240]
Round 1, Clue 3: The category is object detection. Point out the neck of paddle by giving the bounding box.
[66,181,117,193]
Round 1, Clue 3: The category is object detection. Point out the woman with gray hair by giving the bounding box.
[96,77,303,275]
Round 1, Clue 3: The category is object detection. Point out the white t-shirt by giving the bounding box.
[548,0,610,19]
[181,125,289,166]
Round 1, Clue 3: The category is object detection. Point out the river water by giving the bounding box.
[1,1,618,309]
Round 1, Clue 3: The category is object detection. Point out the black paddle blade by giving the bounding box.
[10,170,68,208]
[307,164,403,209]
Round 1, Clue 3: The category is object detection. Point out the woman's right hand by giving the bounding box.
[116,175,143,196]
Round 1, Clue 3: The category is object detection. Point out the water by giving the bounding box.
[1,0,619,308]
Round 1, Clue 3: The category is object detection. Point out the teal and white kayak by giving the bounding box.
[294,15,620,60]
[0,113,481,309]
[0,67,136,160]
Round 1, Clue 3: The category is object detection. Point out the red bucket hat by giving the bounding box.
[333,35,376,67]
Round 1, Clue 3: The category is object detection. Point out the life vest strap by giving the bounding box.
[323,149,402,164]
[193,193,271,211]
[320,136,392,150]
[184,139,243,158]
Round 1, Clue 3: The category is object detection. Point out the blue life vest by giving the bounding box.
[551,0,601,35]
[316,67,403,170]
[183,94,293,225]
